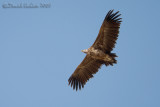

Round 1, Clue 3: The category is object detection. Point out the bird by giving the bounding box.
[68,10,122,91]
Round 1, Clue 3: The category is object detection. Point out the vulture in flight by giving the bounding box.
[68,10,122,91]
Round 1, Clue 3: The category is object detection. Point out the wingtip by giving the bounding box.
[105,9,122,23]
[68,75,84,91]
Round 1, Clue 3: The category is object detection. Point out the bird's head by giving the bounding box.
[81,49,88,54]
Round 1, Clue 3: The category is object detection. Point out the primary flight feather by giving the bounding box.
[68,10,122,91]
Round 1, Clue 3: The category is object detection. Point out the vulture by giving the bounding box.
[68,10,122,91]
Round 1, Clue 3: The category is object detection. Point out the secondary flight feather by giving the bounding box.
[68,10,122,91]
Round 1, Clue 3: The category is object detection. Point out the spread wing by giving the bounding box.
[68,10,122,91]
[92,10,122,53]
[68,55,102,90]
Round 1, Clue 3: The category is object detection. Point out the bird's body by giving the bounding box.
[68,10,122,91]
[82,47,116,65]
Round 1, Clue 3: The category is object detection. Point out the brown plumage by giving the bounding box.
[68,10,122,91]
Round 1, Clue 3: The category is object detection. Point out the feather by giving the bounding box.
[68,10,122,90]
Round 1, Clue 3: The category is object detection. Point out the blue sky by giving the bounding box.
[0,0,160,107]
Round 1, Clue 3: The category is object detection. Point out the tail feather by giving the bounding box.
[105,53,117,66]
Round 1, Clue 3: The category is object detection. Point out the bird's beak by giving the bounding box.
[81,50,85,53]
[81,49,87,53]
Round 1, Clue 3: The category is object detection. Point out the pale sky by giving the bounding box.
[0,0,160,107]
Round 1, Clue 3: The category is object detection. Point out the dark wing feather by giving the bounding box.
[68,55,102,90]
[92,10,122,52]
